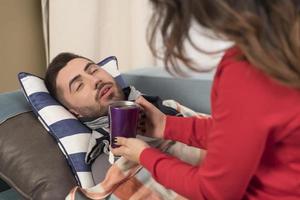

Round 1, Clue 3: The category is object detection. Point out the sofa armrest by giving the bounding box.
[0,91,77,200]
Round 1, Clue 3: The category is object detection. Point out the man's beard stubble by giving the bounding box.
[76,83,125,119]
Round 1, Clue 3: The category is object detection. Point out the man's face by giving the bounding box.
[56,58,125,118]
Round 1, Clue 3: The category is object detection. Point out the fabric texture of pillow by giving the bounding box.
[18,56,127,188]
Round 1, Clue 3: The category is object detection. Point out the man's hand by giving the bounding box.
[111,137,150,163]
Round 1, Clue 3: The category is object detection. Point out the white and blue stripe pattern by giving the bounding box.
[18,56,126,188]
[97,56,127,89]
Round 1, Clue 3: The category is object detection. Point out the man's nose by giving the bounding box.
[89,75,102,89]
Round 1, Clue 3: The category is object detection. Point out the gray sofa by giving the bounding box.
[0,67,213,199]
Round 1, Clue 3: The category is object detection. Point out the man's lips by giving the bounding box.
[97,84,112,100]
[100,86,111,98]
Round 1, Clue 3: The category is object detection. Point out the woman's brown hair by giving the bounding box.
[147,0,300,88]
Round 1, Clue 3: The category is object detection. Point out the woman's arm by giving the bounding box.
[163,115,213,149]
[140,58,270,199]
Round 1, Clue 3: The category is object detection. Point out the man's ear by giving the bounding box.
[69,108,82,118]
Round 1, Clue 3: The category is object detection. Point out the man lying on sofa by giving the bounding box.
[44,53,203,186]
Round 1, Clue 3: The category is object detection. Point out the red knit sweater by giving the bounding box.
[140,47,300,200]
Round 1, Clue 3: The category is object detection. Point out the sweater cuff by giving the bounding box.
[139,147,164,173]
[164,115,194,141]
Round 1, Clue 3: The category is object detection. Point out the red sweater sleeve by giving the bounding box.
[140,49,271,199]
[164,116,213,149]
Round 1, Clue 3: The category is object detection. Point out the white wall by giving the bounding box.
[46,0,154,72]
[44,0,233,73]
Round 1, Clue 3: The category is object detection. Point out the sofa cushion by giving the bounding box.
[0,112,77,200]
[18,56,127,188]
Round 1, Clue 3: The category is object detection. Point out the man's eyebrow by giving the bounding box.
[68,62,94,93]
[84,62,94,72]
[68,75,81,93]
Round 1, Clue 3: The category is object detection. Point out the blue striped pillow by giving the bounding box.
[18,56,127,188]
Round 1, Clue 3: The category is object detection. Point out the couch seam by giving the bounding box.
[0,111,32,125]
[0,172,32,200]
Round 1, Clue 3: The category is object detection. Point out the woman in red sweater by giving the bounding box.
[112,0,300,199]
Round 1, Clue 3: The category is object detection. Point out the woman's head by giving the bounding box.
[148,0,300,88]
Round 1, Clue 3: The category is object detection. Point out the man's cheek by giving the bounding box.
[114,85,123,97]
[80,92,91,100]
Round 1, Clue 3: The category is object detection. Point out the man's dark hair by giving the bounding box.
[44,52,92,107]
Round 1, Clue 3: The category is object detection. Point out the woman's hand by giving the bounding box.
[136,96,167,139]
[111,137,150,163]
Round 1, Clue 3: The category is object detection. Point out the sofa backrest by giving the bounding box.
[123,67,213,114]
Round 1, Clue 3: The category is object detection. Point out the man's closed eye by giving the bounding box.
[91,69,98,74]
[76,83,83,92]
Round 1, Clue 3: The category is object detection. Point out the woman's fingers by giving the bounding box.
[137,127,146,135]
[111,145,127,156]
[137,109,147,135]
[115,137,127,146]
[135,96,154,112]
[135,95,166,139]
[111,137,128,156]
[138,110,146,122]
[138,109,146,126]
[110,137,150,163]
[138,118,145,128]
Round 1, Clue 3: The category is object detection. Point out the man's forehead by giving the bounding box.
[56,58,91,89]
[67,57,92,68]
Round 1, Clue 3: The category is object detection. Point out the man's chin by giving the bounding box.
[79,108,106,120]
[96,95,124,117]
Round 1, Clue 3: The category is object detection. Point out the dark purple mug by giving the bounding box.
[109,101,140,148]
